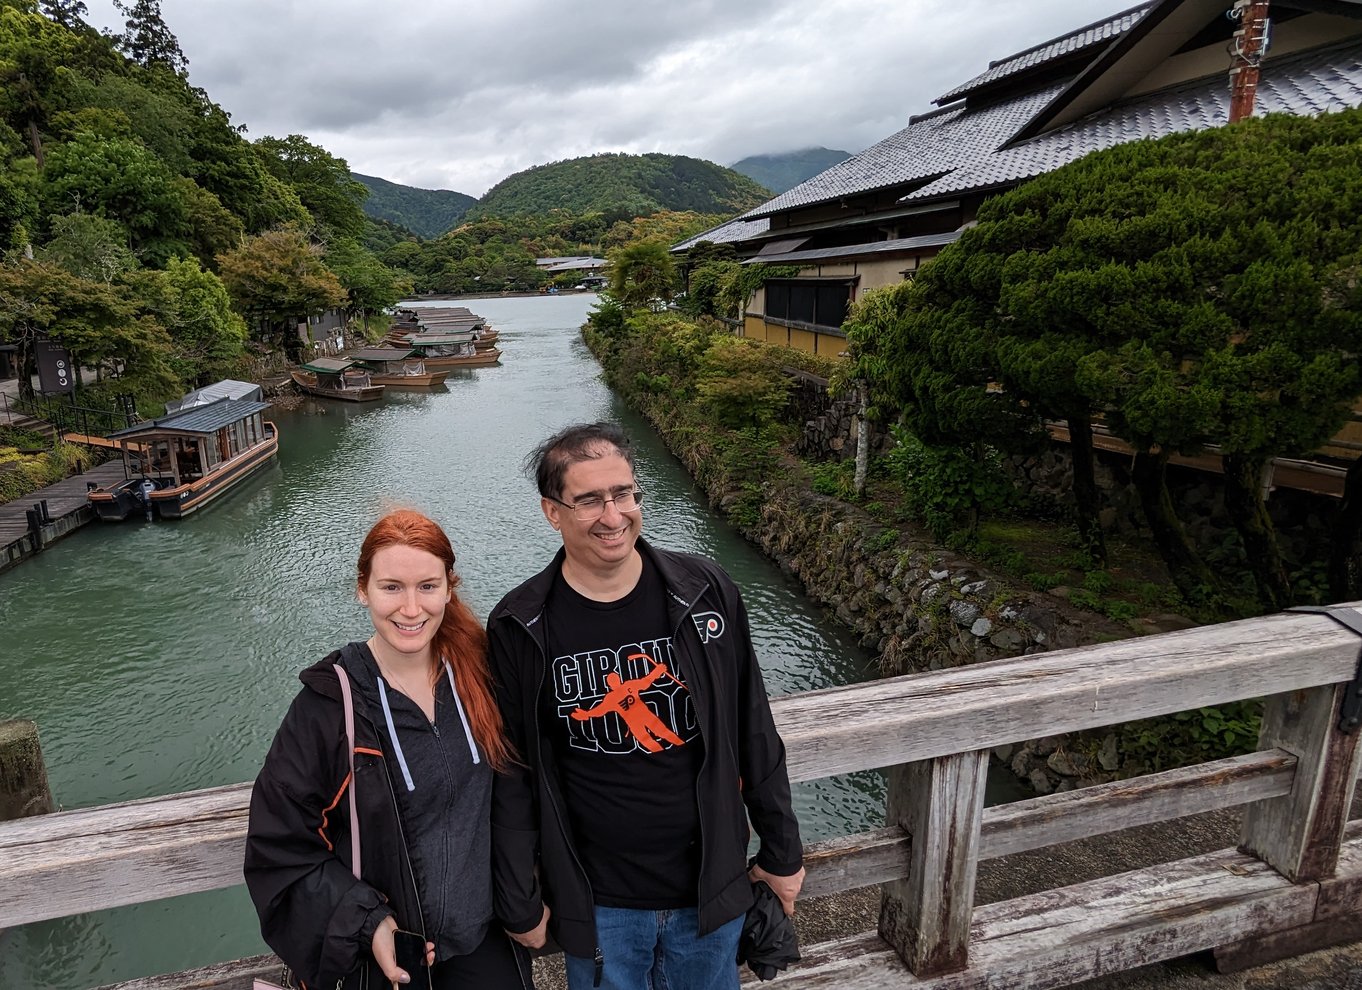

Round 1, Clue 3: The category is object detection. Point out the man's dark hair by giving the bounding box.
[525,422,635,499]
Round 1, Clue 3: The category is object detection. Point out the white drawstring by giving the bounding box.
[443,661,481,765]
[375,678,416,792]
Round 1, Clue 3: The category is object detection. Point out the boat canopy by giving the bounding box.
[299,357,358,374]
[350,347,418,361]
[107,397,273,439]
[409,332,476,346]
[165,379,263,413]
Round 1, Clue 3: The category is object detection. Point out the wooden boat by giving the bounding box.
[88,395,279,521]
[291,357,385,402]
[349,347,450,387]
[405,332,503,368]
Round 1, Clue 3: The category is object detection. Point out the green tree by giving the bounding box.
[694,334,791,434]
[607,239,676,309]
[253,134,368,242]
[132,255,247,385]
[216,227,346,358]
[38,0,87,30]
[112,0,186,75]
[37,210,136,282]
[325,237,406,319]
[0,255,175,400]
[41,131,190,263]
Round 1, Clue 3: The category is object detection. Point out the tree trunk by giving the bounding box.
[1222,453,1291,610]
[1066,412,1107,566]
[1329,455,1362,603]
[1130,449,1220,603]
[854,383,870,498]
[28,121,44,170]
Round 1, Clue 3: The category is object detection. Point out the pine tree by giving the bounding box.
[112,0,188,75]
[39,0,89,30]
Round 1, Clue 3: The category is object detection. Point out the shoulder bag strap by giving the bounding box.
[332,663,362,880]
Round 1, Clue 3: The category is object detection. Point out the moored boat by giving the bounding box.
[88,395,279,521]
[349,347,450,387]
[404,331,502,368]
[291,357,385,402]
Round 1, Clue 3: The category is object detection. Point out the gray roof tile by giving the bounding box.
[902,40,1362,202]
[109,398,272,438]
[672,215,771,253]
[937,4,1151,104]
[741,84,1067,220]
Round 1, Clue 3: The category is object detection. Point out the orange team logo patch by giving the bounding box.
[551,642,699,755]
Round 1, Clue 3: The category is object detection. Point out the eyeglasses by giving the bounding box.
[549,489,645,521]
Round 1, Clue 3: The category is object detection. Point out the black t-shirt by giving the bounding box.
[541,554,705,908]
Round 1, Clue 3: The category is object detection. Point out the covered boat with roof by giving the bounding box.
[87,393,279,521]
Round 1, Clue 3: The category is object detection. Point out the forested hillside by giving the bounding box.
[0,0,407,411]
[730,147,853,194]
[352,172,475,238]
[467,153,770,221]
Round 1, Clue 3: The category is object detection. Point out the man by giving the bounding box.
[488,422,805,990]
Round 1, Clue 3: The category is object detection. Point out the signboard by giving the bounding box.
[34,340,75,395]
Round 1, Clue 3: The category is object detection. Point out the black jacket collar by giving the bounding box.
[492,536,710,632]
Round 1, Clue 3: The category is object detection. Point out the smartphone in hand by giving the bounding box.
[392,928,429,986]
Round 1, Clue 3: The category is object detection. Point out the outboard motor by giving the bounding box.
[139,478,156,522]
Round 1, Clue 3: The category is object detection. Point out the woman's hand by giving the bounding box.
[371,915,435,987]
[506,903,551,949]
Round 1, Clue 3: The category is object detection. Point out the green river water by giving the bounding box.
[0,295,891,989]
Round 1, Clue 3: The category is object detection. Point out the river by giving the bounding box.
[0,294,887,989]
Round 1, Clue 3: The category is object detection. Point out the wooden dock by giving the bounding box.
[0,461,127,573]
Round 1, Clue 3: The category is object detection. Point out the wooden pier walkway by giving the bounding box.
[0,460,126,573]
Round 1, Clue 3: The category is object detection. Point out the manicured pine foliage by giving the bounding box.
[848,109,1362,609]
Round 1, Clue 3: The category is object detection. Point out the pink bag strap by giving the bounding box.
[332,663,361,880]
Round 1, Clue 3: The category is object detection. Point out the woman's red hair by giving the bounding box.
[357,509,512,772]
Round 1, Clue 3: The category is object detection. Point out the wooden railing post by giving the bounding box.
[1240,682,1362,882]
[878,747,988,975]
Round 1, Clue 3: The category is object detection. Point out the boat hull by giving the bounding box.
[367,371,450,387]
[290,370,385,402]
[419,348,502,368]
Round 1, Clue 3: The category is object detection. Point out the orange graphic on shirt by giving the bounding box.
[570,657,686,753]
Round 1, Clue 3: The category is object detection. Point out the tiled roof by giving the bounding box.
[108,398,272,438]
[901,39,1362,202]
[671,215,771,253]
[936,3,1151,104]
[739,230,962,265]
[740,84,1067,220]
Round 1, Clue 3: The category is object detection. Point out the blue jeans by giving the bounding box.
[563,906,743,990]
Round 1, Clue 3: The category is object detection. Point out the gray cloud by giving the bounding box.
[84,0,1136,196]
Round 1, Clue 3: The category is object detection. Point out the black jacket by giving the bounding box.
[244,645,472,989]
[487,539,803,959]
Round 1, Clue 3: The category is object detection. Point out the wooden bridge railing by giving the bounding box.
[4,605,1362,988]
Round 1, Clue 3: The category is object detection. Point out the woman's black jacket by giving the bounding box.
[243,649,424,989]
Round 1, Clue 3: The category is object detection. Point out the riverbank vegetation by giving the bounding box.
[0,423,96,502]
[0,0,408,411]
[846,109,1362,612]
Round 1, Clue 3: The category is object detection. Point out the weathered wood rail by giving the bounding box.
[4,605,1362,988]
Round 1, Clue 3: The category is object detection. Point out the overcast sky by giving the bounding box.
[80,1,1139,197]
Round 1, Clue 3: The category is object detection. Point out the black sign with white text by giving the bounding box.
[35,340,75,395]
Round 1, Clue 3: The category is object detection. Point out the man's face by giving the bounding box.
[542,448,642,574]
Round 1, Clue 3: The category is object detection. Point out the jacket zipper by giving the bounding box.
[668,585,713,924]
[512,612,603,986]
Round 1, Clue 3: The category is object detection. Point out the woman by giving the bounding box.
[245,509,530,989]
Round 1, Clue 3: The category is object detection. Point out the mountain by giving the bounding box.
[729,147,854,195]
[352,173,477,239]
[467,153,771,222]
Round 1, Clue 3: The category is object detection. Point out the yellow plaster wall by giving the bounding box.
[787,328,818,354]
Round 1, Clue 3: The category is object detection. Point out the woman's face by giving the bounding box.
[359,544,450,666]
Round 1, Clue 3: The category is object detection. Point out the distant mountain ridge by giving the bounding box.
[729,147,853,194]
[352,172,476,239]
[467,152,771,222]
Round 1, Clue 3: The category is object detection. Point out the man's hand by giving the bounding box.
[749,863,806,917]
[506,903,551,949]
[371,915,434,988]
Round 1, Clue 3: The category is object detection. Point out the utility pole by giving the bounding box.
[1228,0,1272,123]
